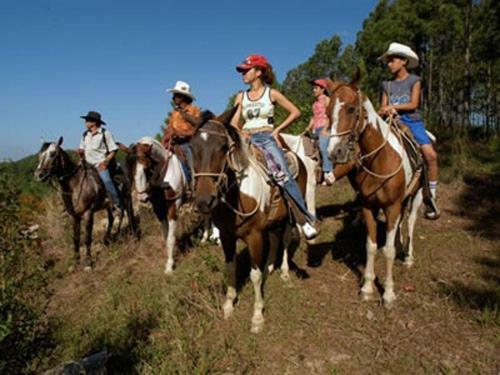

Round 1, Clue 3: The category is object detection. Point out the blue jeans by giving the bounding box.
[98,169,121,208]
[179,142,192,183]
[315,127,333,173]
[251,132,315,223]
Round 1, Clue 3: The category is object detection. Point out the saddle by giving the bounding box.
[391,119,433,204]
[248,143,302,223]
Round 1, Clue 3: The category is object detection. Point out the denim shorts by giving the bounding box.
[400,115,430,145]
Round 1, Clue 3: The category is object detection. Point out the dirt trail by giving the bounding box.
[43,179,500,374]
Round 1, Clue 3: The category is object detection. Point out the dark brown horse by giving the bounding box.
[188,107,307,333]
[326,78,424,307]
[34,137,137,270]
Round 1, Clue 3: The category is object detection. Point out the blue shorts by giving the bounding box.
[400,115,430,145]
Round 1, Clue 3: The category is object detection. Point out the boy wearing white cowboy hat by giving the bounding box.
[162,81,201,187]
[378,42,440,220]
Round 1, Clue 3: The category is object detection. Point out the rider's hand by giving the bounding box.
[272,130,283,147]
[97,161,107,171]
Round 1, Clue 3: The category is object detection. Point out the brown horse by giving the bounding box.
[188,107,306,333]
[326,78,424,306]
[34,137,137,270]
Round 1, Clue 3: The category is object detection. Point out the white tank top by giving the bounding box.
[241,86,275,131]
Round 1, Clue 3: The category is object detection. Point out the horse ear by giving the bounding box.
[117,142,130,154]
[57,136,64,146]
[216,105,239,125]
[349,67,362,88]
[40,136,46,144]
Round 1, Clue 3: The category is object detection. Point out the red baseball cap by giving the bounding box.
[310,78,328,89]
[236,54,269,72]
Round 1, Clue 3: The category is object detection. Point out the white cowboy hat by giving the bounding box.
[378,42,419,69]
[166,80,195,100]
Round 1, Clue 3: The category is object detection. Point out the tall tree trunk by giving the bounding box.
[463,0,472,130]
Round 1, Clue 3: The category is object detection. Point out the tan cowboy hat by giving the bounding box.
[378,42,419,69]
[166,80,195,101]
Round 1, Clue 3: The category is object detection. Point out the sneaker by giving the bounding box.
[324,172,335,186]
[302,222,318,240]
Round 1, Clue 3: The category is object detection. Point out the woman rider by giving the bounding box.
[230,54,318,239]
[306,78,335,185]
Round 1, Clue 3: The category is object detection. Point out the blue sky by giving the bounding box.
[0,0,377,160]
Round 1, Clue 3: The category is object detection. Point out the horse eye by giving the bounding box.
[347,107,356,114]
[49,151,56,157]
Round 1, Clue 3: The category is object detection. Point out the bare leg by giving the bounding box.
[361,207,378,301]
[421,144,438,182]
[382,203,402,307]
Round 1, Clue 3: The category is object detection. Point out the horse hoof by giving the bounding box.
[164,267,174,275]
[383,293,396,308]
[404,258,414,268]
[267,264,275,274]
[360,291,377,302]
[223,304,234,320]
[250,318,264,334]
[83,266,92,272]
[280,272,290,282]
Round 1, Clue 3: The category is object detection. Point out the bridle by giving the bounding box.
[328,84,404,179]
[192,120,260,218]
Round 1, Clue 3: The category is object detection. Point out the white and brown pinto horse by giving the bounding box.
[128,137,188,274]
[326,78,424,306]
[189,108,306,333]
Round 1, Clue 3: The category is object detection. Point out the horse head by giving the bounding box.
[190,106,246,214]
[128,138,167,203]
[326,72,365,165]
[34,136,65,181]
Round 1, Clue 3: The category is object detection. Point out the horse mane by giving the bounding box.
[198,109,250,172]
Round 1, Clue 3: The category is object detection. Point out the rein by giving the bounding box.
[329,85,404,180]
[193,120,261,218]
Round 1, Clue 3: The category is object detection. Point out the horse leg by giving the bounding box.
[247,230,265,333]
[361,207,378,301]
[280,223,298,281]
[404,189,423,268]
[382,203,402,307]
[221,232,237,320]
[103,208,113,245]
[265,227,281,276]
[83,211,94,271]
[164,202,179,274]
[72,217,81,265]
[201,216,210,244]
[127,195,140,240]
[210,224,221,244]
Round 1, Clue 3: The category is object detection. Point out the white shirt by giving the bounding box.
[79,127,118,166]
[241,86,275,131]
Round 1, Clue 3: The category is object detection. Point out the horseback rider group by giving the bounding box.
[78,42,439,235]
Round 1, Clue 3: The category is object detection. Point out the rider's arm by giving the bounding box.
[323,96,331,127]
[379,92,389,115]
[270,89,301,134]
[230,92,243,129]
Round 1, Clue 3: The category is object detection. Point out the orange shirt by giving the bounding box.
[168,104,201,137]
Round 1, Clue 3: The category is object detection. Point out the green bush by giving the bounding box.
[0,171,51,373]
